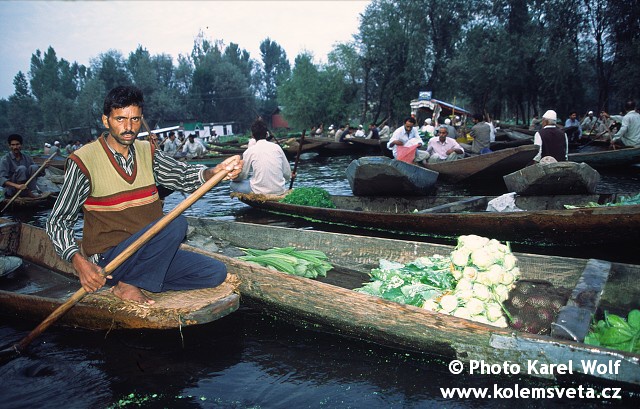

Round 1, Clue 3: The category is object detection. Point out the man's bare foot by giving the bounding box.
[111,281,155,305]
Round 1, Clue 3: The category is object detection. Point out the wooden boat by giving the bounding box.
[345,156,439,196]
[503,161,600,195]
[33,153,67,170]
[281,139,331,159]
[568,146,640,168]
[232,192,640,247]
[184,218,640,386]
[304,136,382,156]
[423,145,538,182]
[1,191,56,211]
[0,219,240,330]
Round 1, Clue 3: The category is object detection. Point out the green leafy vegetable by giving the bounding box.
[564,193,640,209]
[584,310,640,353]
[280,187,336,208]
[354,255,456,307]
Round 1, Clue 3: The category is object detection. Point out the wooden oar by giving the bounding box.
[1,151,58,214]
[0,155,240,361]
[289,129,306,190]
[141,117,160,150]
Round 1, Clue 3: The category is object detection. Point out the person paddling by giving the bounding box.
[46,85,243,305]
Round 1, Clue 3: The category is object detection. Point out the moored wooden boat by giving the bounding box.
[346,156,439,196]
[304,136,382,156]
[568,146,640,168]
[184,218,640,386]
[503,161,600,195]
[281,139,331,158]
[423,145,538,182]
[33,153,67,170]
[0,219,240,330]
[1,191,56,211]
[232,191,640,247]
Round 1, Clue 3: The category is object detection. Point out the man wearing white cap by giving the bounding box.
[533,110,568,163]
[581,111,599,136]
[443,118,457,140]
[50,140,61,155]
[420,118,435,138]
[355,124,366,138]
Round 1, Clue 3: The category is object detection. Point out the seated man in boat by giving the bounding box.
[564,111,582,143]
[387,117,428,164]
[610,100,640,148]
[580,111,599,137]
[0,134,42,198]
[46,85,243,305]
[460,113,492,154]
[532,110,568,163]
[181,133,207,159]
[424,126,465,163]
[230,118,292,196]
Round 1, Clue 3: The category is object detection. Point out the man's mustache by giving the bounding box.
[120,131,136,136]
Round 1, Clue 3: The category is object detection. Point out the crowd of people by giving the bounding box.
[529,102,640,149]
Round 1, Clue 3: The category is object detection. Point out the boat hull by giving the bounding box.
[185,218,640,386]
[234,193,640,247]
[346,156,439,196]
[0,219,240,330]
[424,145,539,182]
[503,161,600,195]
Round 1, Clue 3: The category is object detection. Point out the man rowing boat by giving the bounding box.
[46,85,243,304]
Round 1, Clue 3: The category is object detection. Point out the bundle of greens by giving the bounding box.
[584,310,640,353]
[280,187,336,208]
[422,235,521,328]
[354,255,456,307]
[564,193,640,209]
[239,247,333,278]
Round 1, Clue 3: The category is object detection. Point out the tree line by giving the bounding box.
[1,0,638,148]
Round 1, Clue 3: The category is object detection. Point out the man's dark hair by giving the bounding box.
[473,113,484,121]
[404,117,416,124]
[251,119,269,140]
[7,134,23,144]
[168,131,175,137]
[103,85,144,116]
[625,100,636,112]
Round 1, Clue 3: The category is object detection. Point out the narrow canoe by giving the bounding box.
[0,219,240,330]
[568,146,640,168]
[503,161,600,195]
[184,218,640,386]
[346,156,439,196]
[304,136,382,156]
[1,191,56,211]
[424,145,539,182]
[232,192,640,247]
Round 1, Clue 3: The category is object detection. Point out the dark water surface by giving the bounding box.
[2,154,640,408]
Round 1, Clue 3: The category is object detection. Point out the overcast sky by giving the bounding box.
[0,0,370,99]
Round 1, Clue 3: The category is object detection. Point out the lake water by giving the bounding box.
[2,154,640,408]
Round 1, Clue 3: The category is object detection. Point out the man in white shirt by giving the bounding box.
[611,100,640,148]
[387,117,428,163]
[425,126,465,163]
[230,119,292,195]
[182,134,206,159]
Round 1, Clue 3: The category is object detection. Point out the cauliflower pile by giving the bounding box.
[422,235,521,327]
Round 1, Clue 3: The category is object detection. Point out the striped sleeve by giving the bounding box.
[153,150,206,192]
[45,160,90,262]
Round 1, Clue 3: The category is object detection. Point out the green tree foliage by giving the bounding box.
[2,3,639,140]
[258,38,291,117]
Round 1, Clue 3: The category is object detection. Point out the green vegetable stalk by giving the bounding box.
[239,247,333,278]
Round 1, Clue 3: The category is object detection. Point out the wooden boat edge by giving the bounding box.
[182,219,640,386]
